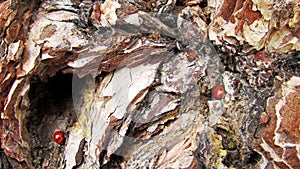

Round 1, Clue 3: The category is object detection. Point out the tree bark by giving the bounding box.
[1,0,300,169]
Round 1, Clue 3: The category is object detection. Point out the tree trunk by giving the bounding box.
[1,0,300,169]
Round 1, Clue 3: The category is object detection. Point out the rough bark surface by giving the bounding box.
[0,0,299,169]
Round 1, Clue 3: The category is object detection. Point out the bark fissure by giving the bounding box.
[0,0,300,168]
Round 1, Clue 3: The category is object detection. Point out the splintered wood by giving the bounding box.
[0,0,299,168]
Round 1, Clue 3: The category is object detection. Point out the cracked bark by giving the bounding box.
[1,0,300,169]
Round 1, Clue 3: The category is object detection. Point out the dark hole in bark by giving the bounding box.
[176,0,185,6]
[101,155,123,169]
[199,0,208,8]
[101,153,123,169]
[222,149,262,168]
[246,150,262,165]
[206,14,211,25]
[26,72,76,168]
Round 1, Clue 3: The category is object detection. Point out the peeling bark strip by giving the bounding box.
[0,0,299,169]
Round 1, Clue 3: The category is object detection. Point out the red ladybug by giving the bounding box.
[53,131,65,145]
[213,85,225,99]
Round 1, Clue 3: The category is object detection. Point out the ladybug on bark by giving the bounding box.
[53,130,66,145]
[212,85,225,99]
